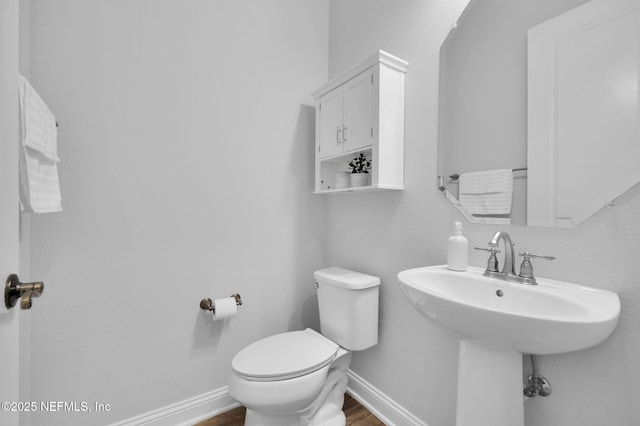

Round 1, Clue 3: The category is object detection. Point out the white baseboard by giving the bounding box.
[109,370,425,426]
[347,369,428,426]
[108,386,239,426]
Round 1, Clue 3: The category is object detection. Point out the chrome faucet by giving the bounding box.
[489,231,517,278]
[475,231,555,285]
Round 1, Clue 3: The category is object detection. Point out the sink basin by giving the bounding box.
[398,264,621,426]
[398,265,621,426]
[398,265,620,355]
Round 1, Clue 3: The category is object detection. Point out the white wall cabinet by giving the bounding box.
[312,50,408,193]
[317,69,373,159]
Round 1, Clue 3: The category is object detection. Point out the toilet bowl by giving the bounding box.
[229,329,352,426]
[228,267,380,426]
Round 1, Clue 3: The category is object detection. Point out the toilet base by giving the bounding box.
[241,349,352,426]
[244,408,346,426]
[245,408,301,426]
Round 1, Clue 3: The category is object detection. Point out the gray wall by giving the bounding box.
[26,1,328,424]
[328,0,640,425]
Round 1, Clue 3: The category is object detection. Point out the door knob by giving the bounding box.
[4,274,44,310]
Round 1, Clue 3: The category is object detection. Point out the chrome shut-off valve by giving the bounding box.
[523,354,552,398]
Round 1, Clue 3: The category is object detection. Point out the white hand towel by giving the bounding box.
[459,169,513,217]
[18,74,62,213]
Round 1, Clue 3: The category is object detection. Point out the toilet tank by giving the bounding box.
[314,267,380,351]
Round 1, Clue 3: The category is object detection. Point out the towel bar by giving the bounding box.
[448,167,527,181]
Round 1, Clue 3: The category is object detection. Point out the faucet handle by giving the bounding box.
[519,252,556,262]
[475,246,500,254]
[518,251,556,280]
[474,246,500,272]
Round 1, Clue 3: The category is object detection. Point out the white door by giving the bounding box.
[528,0,640,227]
[0,0,21,425]
[343,69,373,153]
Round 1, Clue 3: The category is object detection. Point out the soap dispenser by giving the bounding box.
[447,222,468,271]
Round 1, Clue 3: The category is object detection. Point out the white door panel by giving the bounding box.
[528,0,640,227]
[0,1,22,424]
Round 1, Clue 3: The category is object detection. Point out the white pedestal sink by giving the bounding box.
[398,265,620,426]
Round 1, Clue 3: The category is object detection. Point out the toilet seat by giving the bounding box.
[232,329,338,381]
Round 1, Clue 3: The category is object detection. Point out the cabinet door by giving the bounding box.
[317,87,344,159]
[343,69,374,153]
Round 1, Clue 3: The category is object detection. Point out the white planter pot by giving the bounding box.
[351,173,369,187]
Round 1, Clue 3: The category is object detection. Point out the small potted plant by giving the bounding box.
[348,152,371,187]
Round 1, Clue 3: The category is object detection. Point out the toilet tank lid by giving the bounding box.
[314,267,380,290]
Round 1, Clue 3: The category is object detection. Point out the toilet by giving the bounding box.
[229,267,381,426]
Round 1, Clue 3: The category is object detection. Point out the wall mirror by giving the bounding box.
[437,0,640,228]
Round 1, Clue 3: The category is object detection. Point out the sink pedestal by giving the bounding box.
[456,341,523,426]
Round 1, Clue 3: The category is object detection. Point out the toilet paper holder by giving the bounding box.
[199,293,242,313]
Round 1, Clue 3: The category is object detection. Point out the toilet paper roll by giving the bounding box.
[211,297,238,320]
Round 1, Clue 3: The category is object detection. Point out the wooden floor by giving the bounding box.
[194,394,385,426]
